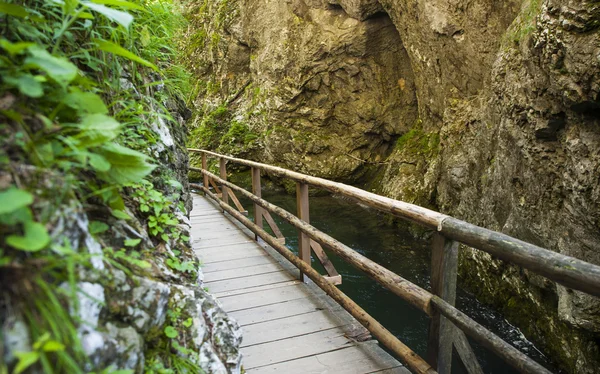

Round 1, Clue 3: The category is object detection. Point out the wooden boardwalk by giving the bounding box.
[191,194,409,374]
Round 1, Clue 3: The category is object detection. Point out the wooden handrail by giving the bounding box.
[188,148,600,374]
[188,149,600,297]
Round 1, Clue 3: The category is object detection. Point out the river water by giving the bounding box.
[208,172,558,373]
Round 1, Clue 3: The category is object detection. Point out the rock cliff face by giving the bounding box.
[183,0,599,372]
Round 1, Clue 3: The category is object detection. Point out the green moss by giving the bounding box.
[395,127,441,158]
[504,0,542,46]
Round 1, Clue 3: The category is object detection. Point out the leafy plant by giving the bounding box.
[0,0,194,372]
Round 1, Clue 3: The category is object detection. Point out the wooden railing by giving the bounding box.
[188,148,600,374]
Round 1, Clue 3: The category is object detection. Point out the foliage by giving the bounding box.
[0,0,194,372]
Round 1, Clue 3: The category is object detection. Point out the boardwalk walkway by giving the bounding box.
[191,194,409,373]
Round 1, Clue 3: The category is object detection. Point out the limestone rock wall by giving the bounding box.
[183,0,600,371]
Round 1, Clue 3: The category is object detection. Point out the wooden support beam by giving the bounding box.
[310,240,341,285]
[263,210,285,244]
[454,329,484,374]
[209,178,221,195]
[220,157,228,208]
[427,234,458,373]
[201,153,208,192]
[296,182,311,283]
[251,167,263,241]
[431,296,552,374]
[227,189,248,215]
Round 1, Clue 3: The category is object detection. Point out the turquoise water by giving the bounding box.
[198,173,558,373]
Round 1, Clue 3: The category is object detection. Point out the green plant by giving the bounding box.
[0,0,194,372]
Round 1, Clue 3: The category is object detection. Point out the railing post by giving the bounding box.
[296,182,311,283]
[219,157,228,208]
[201,153,209,193]
[251,167,263,241]
[427,233,459,374]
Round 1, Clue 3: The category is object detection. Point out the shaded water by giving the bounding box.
[207,173,557,373]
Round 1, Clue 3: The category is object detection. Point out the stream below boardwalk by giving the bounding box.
[196,172,558,373]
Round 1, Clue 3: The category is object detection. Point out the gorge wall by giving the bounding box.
[182,0,600,372]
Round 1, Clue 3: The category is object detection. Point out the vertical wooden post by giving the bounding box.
[201,153,209,193]
[427,233,459,374]
[296,182,311,283]
[219,158,228,208]
[251,167,263,241]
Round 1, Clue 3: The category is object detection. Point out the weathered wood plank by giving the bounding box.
[427,234,458,373]
[201,153,209,190]
[190,229,249,242]
[310,240,341,284]
[213,280,301,298]
[454,329,484,374]
[203,262,283,283]
[205,270,294,293]
[192,236,254,250]
[196,245,267,264]
[241,328,350,369]
[263,210,285,243]
[228,188,248,214]
[241,310,345,347]
[201,255,275,273]
[218,284,312,312]
[252,167,263,241]
[208,177,221,195]
[296,182,311,283]
[245,344,406,374]
[228,297,321,326]
[220,158,229,207]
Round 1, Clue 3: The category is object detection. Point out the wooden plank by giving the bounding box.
[214,280,301,298]
[252,167,263,241]
[201,255,276,273]
[203,262,283,283]
[220,157,229,207]
[427,234,458,373]
[296,182,311,283]
[204,270,294,293]
[454,329,484,374]
[228,189,248,214]
[228,297,321,326]
[241,328,350,369]
[192,236,254,250]
[195,245,267,264]
[190,229,249,242]
[198,242,262,257]
[263,210,285,243]
[201,153,209,189]
[241,310,345,347]
[310,240,341,284]
[247,345,408,374]
[218,284,311,312]
[189,210,222,218]
[208,177,221,195]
